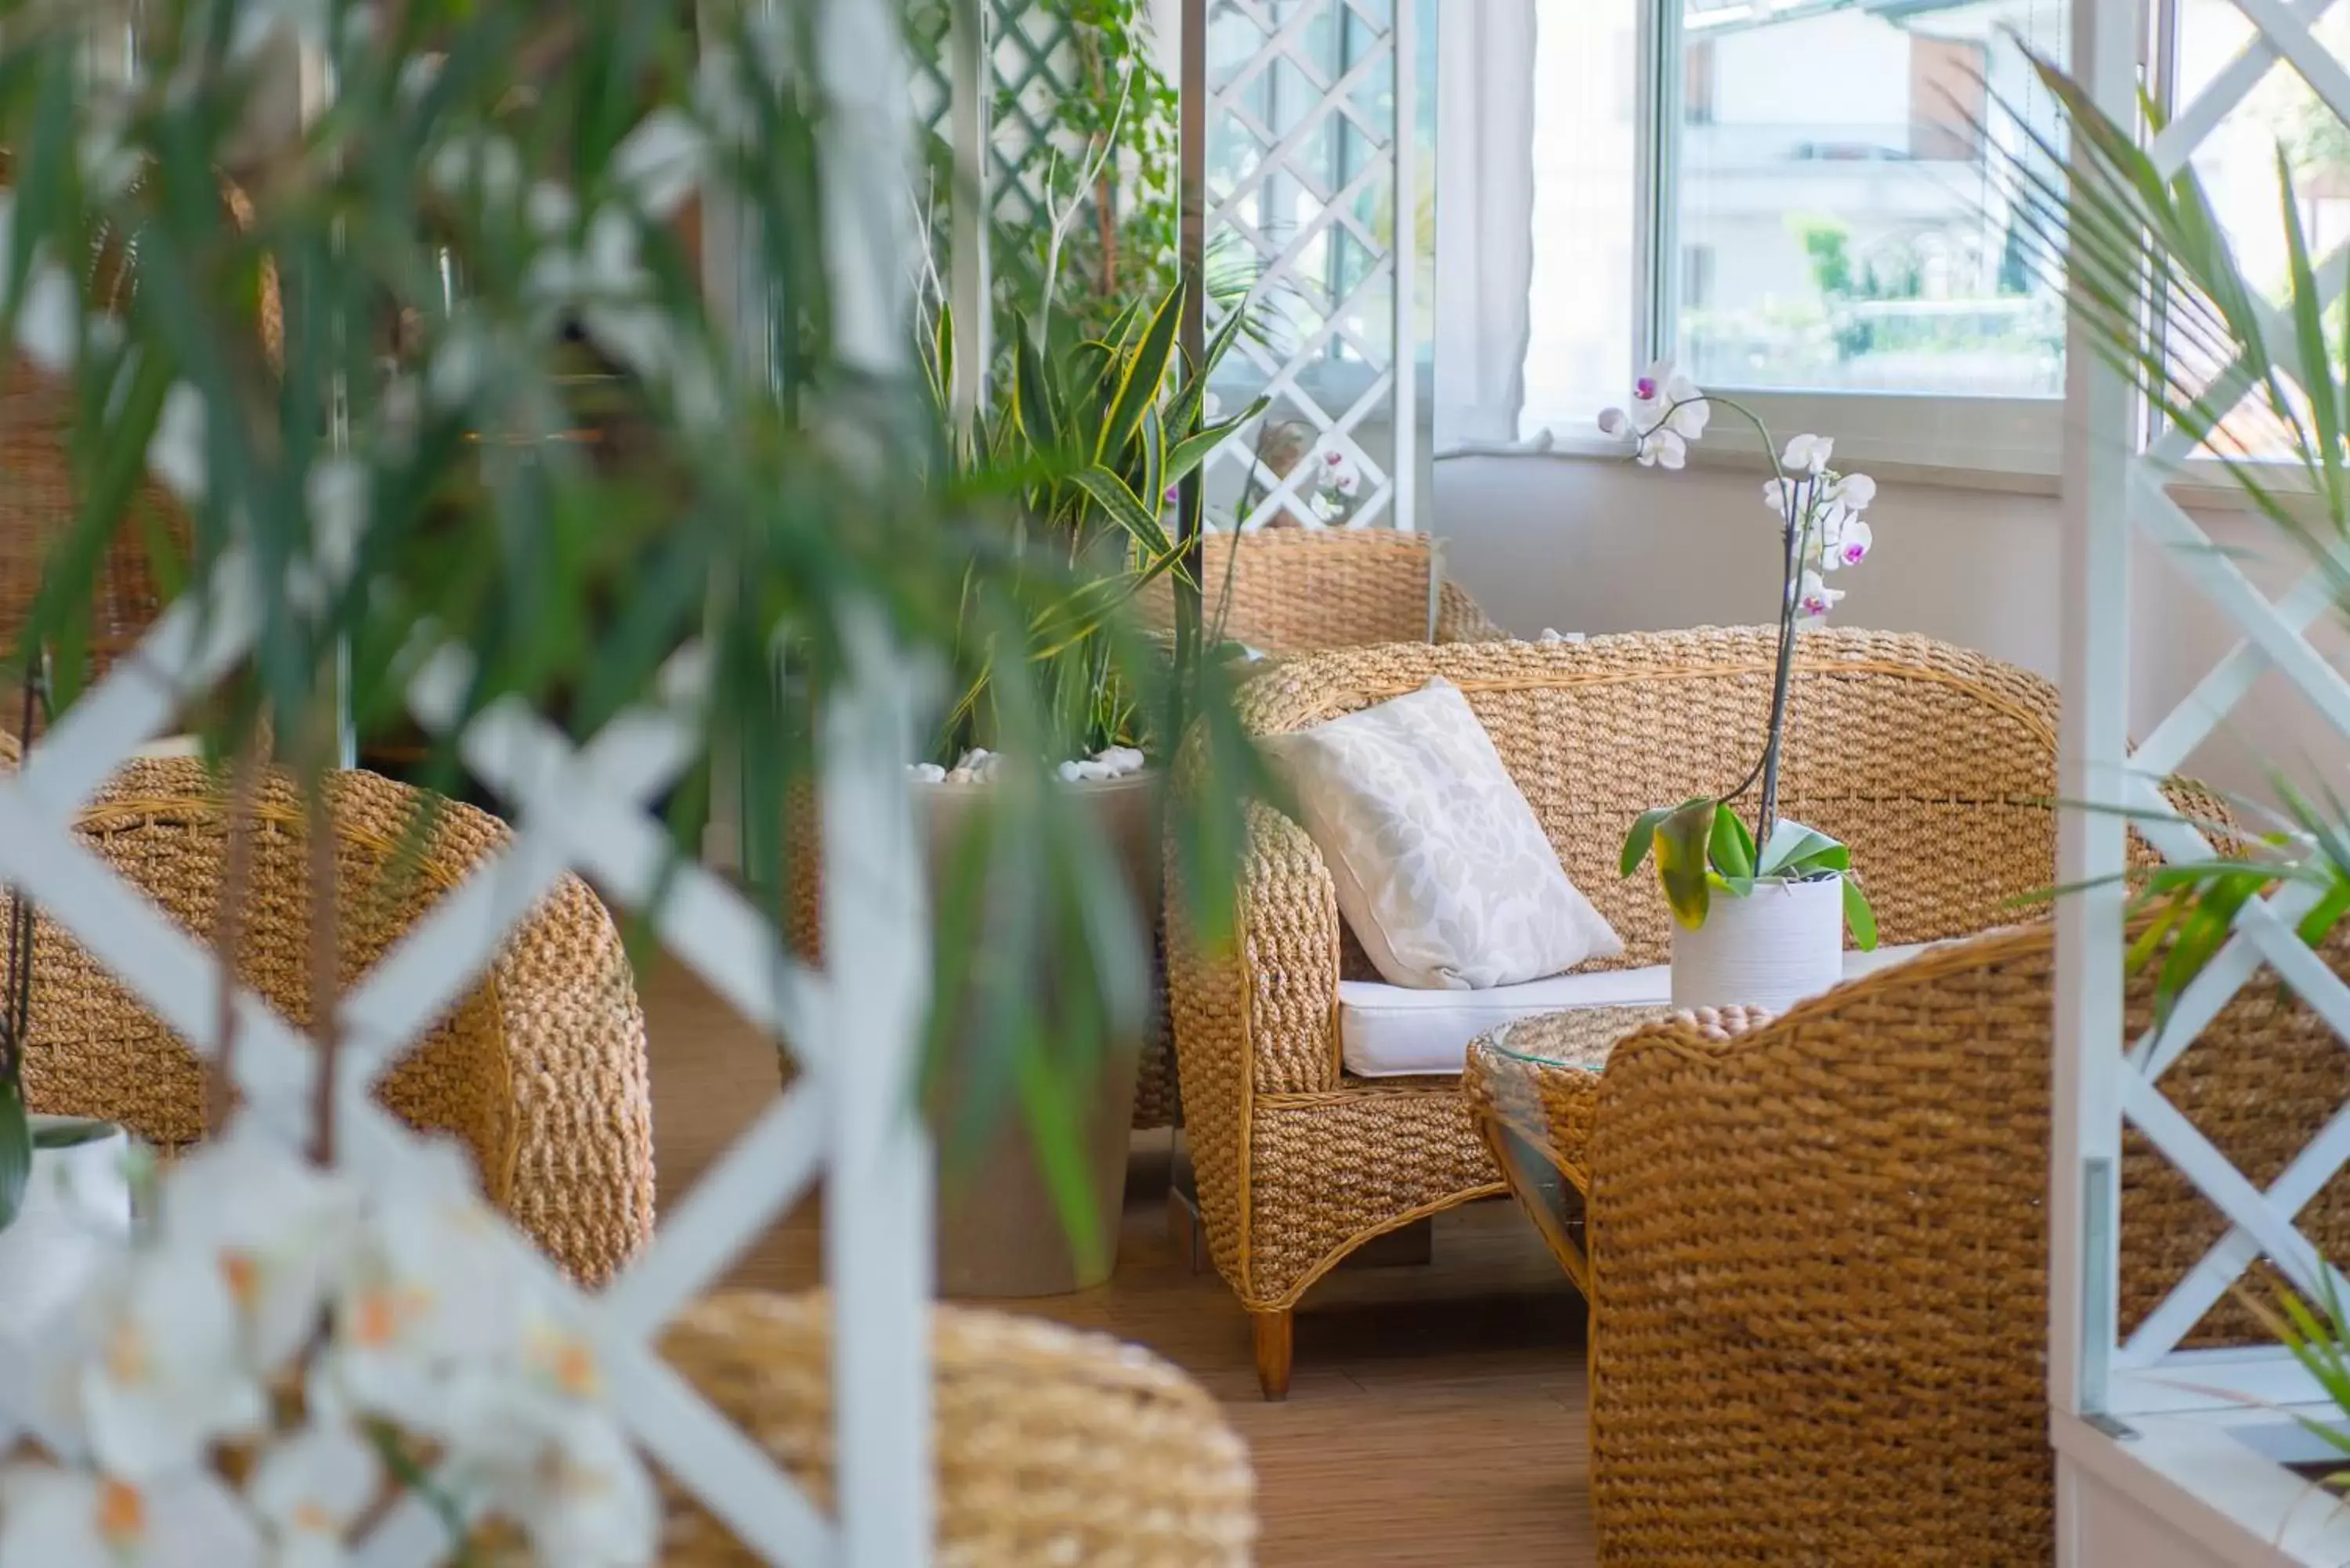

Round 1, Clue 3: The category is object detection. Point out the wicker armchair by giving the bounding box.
[15,757,655,1284]
[1167,626,2160,1398]
[661,1292,1256,1566]
[1130,528,1504,1134]
[1586,923,2350,1566]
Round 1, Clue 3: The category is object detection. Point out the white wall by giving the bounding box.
[1434,454,2347,807]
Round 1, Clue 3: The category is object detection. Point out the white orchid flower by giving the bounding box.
[1829,470,1876,510]
[1823,515,1873,570]
[0,1466,261,1568]
[316,1147,523,1439]
[511,1414,660,1568]
[246,1422,381,1568]
[1597,406,1630,439]
[1762,476,1801,515]
[1781,434,1834,475]
[1629,356,1674,413]
[160,1131,358,1376]
[1665,391,1708,440]
[79,1248,269,1482]
[1636,427,1687,469]
[1798,569,1845,619]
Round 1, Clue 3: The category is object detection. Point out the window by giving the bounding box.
[1683,243,1716,311]
[1673,0,2067,402]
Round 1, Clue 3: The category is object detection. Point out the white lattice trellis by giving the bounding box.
[0,1,942,1564]
[1196,0,1418,533]
[2055,0,2350,1559]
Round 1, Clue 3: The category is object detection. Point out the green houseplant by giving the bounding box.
[1601,374,1881,1007]
[909,270,1264,1292]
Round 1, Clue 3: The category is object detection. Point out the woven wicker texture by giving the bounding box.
[1165,627,2208,1316]
[1139,528,1508,656]
[1585,923,2350,1566]
[1131,529,1502,1129]
[0,168,283,677]
[660,1291,1256,1567]
[11,757,653,1284]
[1463,1004,1773,1194]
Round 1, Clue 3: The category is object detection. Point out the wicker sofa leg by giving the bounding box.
[1252,1308,1293,1401]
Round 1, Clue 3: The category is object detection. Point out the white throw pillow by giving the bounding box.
[1263,678,1622,990]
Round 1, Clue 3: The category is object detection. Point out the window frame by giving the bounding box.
[1618,0,2068,480]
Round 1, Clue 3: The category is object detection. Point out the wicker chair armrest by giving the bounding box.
[1584,927,2058,1562]
[494,873,656,1286]
[1433,579,1509,644]
[1169,800,1343,1104]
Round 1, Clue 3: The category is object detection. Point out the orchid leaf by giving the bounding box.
[1655,797,1718,930]
[1621,805,1672,878]
[1757,821,1844,878]
[1708,804,1757,880]
[1843,876,1878,952]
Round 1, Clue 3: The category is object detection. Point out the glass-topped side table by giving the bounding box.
[1462,1004,1773,1296]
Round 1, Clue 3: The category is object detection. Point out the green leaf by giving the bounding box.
[1012,329,1061,453]
[2301,876,2350,951]
[1069,466,1175,559]
[1757,821,1845,878]
[1620,806,1671,878]
[1843,876,1879,952]
[0,1082,28,1235]
[1655,797,1718,930]
[1097,282,1185,463]
[1708,806,1757,880]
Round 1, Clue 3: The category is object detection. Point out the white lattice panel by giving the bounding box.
[0,1,938,1563]
[1197,0,1418,532]
[2056,0,2350,1435]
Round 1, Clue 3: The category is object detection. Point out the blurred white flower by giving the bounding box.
[509,1414,660,1568]
[161,1130,356,1375]
[245,1422,380,1568]
[315,1146,522,1440]
[0,1466,260,1568]
[80,1248,268,1482]
[1781,434,1834,475]
[1597,406,1629,439]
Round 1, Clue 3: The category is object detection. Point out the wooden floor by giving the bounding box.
[643,958,1600,1567]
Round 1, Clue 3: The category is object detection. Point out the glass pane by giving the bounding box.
[1674,0,2068,397]
[2171,0,2350,457]
[1520,0,1640,435]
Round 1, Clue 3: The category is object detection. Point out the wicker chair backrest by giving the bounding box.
[1237,626,2068,967]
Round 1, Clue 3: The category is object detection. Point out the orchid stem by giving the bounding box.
[1637,391,1808,853]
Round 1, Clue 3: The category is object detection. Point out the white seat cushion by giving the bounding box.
[1338,942,1934,1078]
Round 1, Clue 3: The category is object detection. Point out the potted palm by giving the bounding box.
[910,280,1262,1295]
[1603,376,1882,1009]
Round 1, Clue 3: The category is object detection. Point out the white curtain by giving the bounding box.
[1434,0,1538,454]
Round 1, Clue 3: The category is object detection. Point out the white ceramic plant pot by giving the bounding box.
[0,1118,132,1335]
[1670,875,1846,1013]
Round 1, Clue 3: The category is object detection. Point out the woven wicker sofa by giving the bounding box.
[1130,526,1507,1133]
[14,756,656,1284]
[1586,923,2350,1565]
[1167,625,2138,1398]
